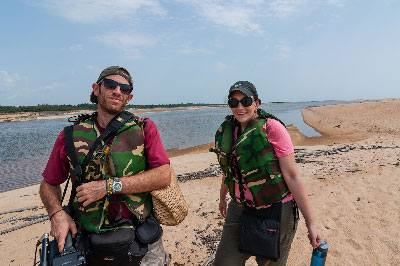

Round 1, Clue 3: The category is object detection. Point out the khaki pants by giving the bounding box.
[140,238,171,266]
[213,201,298,266]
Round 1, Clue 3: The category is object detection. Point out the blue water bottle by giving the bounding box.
[310,240,328,266]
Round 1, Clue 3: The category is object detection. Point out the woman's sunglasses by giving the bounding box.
[98,78,133,95]
[228,97,254,108]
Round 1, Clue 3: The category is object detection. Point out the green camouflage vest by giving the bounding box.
[212,109,290,208]
[69,115,152,233]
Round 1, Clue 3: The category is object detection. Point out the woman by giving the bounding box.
[212,81,321,266]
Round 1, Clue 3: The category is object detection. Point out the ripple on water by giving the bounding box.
[0,155,47,192]
[0,100,364,191]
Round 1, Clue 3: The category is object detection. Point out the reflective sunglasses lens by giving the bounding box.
[103,79,132,95]
[120,88,132,95]
[241,97,253,107]
[119,84,133,95]
[228,98,239,108]
[103,79,118,90]
[228,97,253,108]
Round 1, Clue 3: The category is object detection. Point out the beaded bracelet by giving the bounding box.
[49,208,64,221]
[106,178,113,196]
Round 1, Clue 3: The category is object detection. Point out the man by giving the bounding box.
[40,66,171,265]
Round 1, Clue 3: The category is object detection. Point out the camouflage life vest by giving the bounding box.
[212,109,291,208]
[69,114,152,233]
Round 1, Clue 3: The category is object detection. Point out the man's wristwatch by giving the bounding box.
[111,177,123,194]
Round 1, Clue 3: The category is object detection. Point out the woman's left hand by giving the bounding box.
[307,223,322,249]
[278,154,322,249]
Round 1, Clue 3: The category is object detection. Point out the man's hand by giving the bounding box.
[76,180,107,207]
[50,210,77,252]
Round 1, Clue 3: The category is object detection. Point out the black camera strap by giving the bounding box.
[61,111,135,208]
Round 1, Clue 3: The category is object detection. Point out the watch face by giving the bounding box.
[114,182,122,191]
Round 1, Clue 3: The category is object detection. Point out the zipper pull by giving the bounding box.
[128,250,133,262]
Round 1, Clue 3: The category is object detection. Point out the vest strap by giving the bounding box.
[62,111,135,210]
[81,111,134,173]
[65,125,82,177]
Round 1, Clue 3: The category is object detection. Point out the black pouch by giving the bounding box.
[136,214,163,244]
[239,202,282,261]
[86,219,148,266]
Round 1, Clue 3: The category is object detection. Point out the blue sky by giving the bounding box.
[0,0,399,106]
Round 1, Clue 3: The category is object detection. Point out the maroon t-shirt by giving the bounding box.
[42,118,170,220]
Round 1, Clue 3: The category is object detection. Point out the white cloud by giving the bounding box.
[246,0,265,5]
[69,44,83,52]
[0,70,24,92]
[268,0,308,19]
[85,65,100,72]
[179,0,263,34]
[94,32,156,58]
[177,46,211,55]
[0,70,63,105]
[275,42,292,59]
[177,0,342,34]
[0,71,14,89]
[41,82,63,91]
[304,22,323,32]
[325,0,346,7]
[31,0,166,23]
[214,62,227,71]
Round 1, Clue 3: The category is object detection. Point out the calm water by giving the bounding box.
[0,100,361,192]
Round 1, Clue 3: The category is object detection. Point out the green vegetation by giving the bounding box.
[0,104,97,113]
[126,103,225,109]
[0,103,225,113]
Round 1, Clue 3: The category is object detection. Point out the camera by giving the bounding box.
[36,231,86,266]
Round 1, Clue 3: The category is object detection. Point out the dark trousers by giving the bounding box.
[213,200,298,266]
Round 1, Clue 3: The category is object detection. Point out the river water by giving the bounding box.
[0,100,361,192]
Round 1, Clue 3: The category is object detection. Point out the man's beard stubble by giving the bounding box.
[97,88,127,115]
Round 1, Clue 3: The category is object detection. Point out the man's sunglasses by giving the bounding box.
[98,78,133,95]
[228,97,254,108]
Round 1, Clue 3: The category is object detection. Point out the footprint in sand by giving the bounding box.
[346,238,363,250]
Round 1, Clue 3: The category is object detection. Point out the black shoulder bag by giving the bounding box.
[239,203,282,261]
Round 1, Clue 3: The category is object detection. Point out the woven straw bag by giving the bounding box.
[151,168,188,226]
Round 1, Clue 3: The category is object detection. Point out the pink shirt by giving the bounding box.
[234,118,294,206]
[265,119,294,158]
[42,118,170,220]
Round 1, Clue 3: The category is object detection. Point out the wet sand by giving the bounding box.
[1,98,399,265]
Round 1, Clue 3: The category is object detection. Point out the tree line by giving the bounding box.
[0,103,224,113]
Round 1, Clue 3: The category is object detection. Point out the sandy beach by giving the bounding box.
[1,98,399,265]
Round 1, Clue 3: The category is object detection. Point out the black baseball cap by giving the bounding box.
[228,81,258,100]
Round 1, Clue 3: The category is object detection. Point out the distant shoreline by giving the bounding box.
[1,99,381,123]
[0,105,223,123]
